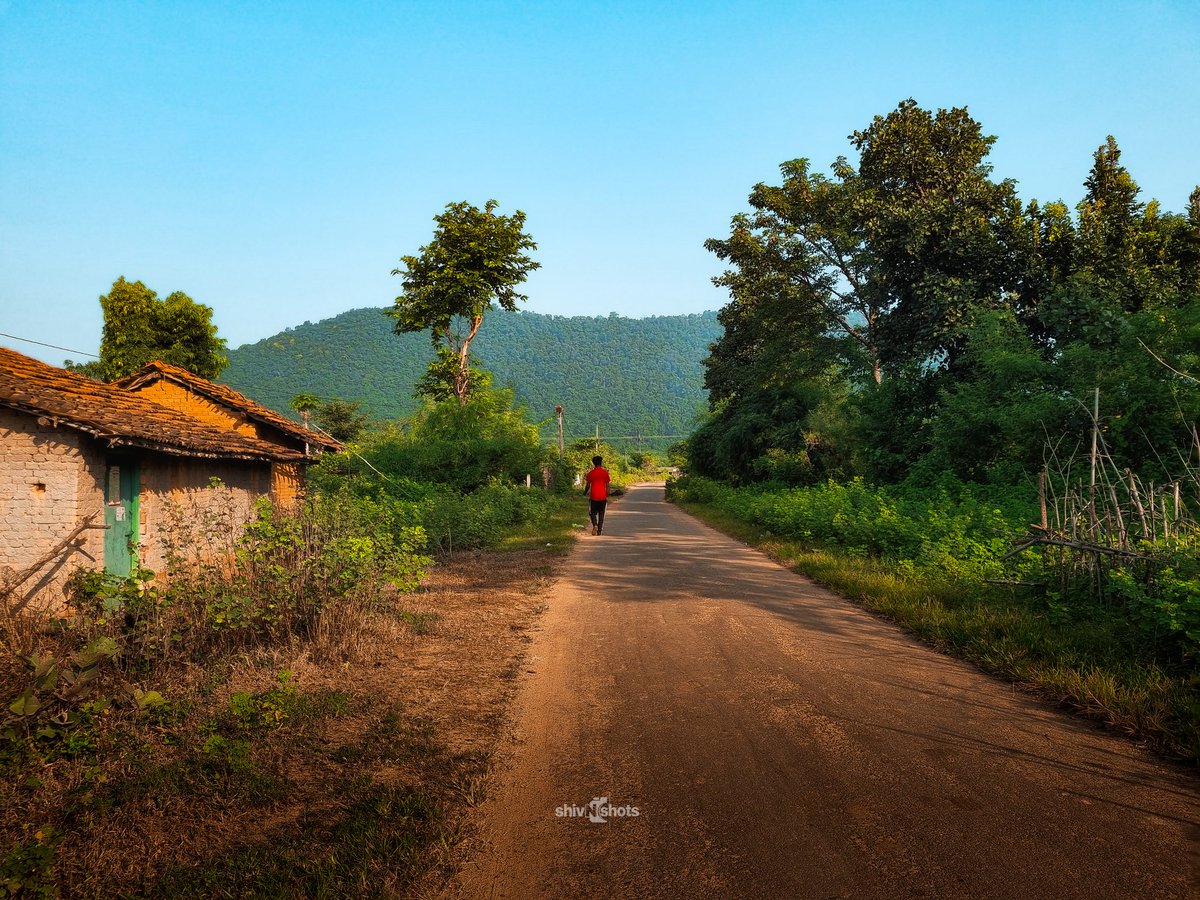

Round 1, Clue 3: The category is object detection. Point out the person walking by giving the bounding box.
[583,455,610,535]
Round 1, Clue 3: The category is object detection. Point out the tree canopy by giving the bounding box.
[696,99,1200,486]
[67,277,228,380]
[389,200,539,404]
[220,308,720,450]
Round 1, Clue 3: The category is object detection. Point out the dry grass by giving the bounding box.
[1,547,567,898]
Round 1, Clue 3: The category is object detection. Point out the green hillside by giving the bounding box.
[220,307,721,445]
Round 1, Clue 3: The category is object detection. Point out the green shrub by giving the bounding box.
[671,474,1033,584]
[162,494,429,648]
[0,826,58,899]
[356,389,548,492]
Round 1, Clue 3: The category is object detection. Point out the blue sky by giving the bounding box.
[2,0,1197,365]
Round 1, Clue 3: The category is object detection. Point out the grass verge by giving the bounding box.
[674,498,1200,765]
[493,494,585,554]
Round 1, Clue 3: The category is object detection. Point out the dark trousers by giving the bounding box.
[589,499,607,528]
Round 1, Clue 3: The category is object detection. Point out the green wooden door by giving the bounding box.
[103,459,140,577]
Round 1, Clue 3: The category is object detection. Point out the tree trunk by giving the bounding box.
[453,314,485,405]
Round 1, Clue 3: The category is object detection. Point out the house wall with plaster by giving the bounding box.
[137,458,270,572]
[2,404,279,609]
[126,380,261,439]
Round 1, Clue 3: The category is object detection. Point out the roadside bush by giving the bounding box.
[560,439,633,495]
[1109,561,1200,662]
[159,493,429,650]
[670,475,1033,584]
[359,389,548,492]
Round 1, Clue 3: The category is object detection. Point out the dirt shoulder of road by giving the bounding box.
[2,546,570,898]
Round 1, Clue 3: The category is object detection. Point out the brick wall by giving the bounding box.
[270,460,304,509]
[138,457,271,572]
[0,407,105,612]
[2,405,279,611]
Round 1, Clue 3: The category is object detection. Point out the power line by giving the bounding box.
[0,331,100,359]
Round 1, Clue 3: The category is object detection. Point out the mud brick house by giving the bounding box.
[0,347,341,614]
[115,360,342,492]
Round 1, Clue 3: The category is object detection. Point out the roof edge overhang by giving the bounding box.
[0,400,305,464]
[121,366,343,451]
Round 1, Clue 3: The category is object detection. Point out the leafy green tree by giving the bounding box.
[290,393,320,412]
[702,100,1025,483]
[925,310,1068,482]
[364,387,546,491]
[68,277,228,380]
[705,158,886,384]
[390,200,539,405]
[312,399,372,443]
[414,347,494,402]
[848,99,1026,370]
[291,393,372,443]
[1037,138,1200,354]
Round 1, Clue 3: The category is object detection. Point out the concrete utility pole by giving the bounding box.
[555,405,564,459]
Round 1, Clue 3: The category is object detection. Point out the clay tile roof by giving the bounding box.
[115,360,343,452]
[0,347,304,462]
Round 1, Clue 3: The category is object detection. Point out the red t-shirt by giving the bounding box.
[585,466,610,501]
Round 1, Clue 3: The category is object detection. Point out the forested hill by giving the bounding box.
[221,307,722,443]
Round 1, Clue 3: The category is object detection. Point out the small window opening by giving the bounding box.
[33,482,46,494]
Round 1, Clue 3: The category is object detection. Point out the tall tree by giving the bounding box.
[68,277,228,380]
[1039,137,1196,348]
[389,200,539,405]
[705,158,886,385]
[848,99,1026,369]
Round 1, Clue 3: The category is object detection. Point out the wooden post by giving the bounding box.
[2,511,106,613]
[1089,387,1100,534]
[1038,468,1048,530]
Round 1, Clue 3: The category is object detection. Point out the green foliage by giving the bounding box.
[705,157,886,384]
[851,100,1026,369]
[671,474,1200,664]
[688,372,853,485]
[0,825,59,899]
[321,473,557,555]
[227,671,301,731]
[390,199,539,403]
[700,98,1200,487]
[355,388,546,493]
[3,636,121,761]
[1109,566,1200,656]
[289,393,320,413]
[220,308,720,450]
[169,495,428,645]
[925,310,1069,481]
[66,276,228,380]
[670,475,1032,583]
[305,387,564,552]
[414,346,493,402]
[291,394,372,443]
[313,398,374,442]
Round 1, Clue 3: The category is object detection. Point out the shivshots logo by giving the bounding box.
[555,796,640,823]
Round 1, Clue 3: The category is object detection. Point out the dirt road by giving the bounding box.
[453,484,1199,899]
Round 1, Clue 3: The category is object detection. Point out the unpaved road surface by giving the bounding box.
[453,484,1199,899]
